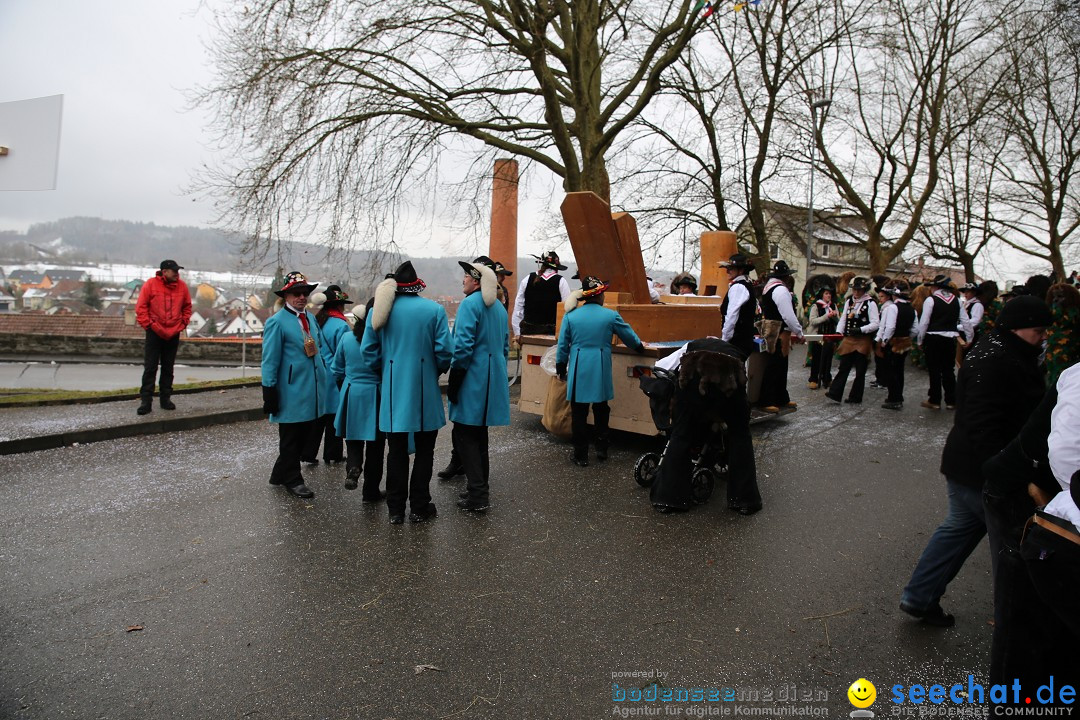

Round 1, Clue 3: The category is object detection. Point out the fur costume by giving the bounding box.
[371,278,398,331]
[678,350,748,399]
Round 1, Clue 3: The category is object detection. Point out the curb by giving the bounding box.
[0,407,265,456]
[0,380,264,409]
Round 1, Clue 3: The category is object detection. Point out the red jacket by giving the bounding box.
[136,272,193,339]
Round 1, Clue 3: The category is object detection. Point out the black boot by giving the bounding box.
[595,433,609,462]
[437,457,465,479]
[137,395,152,416]
[160,395,176,410]
[343,467,360,490]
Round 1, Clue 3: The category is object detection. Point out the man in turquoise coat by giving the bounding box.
[556,275,646,466]
[360,261,454,524]
[447,256,511,511]
[261,272,331,499]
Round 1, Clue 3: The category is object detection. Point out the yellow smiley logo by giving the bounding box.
[848,678,877,709]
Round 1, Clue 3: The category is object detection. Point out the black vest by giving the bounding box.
[894,301,915,338]
[843,298,873,337]
[760,284,784,321]
[720,277,757,351]
[814,300,838,334]
[928,293,960,334]
[522,273,562,326]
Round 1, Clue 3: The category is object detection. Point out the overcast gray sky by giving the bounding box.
[0,1,219,232]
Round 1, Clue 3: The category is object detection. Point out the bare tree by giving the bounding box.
[809,0,1014,275]
[985,13,1080,279]
[197,0,710,256]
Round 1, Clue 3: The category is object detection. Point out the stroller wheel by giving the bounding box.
[691,468,716,504]
[634,453,661,488]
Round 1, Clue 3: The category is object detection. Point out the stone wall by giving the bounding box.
[0,333,262,363]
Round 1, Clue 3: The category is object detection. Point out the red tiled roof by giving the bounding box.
[0,314,145,338]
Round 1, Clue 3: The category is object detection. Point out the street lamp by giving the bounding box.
[806,97,832,278]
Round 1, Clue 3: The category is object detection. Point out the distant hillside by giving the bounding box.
[0,217,582,299]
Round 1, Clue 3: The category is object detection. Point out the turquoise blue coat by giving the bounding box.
[556,302,644,404]
[261,307,332,424]
[331,324,380,441]
[360,294,454,433]
[318,315,350,414]
[448,290,511,427]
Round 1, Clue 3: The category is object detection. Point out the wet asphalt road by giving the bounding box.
[0,353,996,719]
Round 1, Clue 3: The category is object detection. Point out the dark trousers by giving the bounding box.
[826,351,868,403]
[140,330,180,398]
[881,350,907,403]
[385,429,438,516]
[570,401,610,460]
[269,421,314,488]
[650,381,760,511]
[758,345,790,408]
[303,414,343,462]
[808,342,834,385]
[1020,524,1080,685]
[923,335,957,405]
[452,422,490,504]
[346,435,385,498]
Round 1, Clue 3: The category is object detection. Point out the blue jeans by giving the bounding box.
[901,480,987,612]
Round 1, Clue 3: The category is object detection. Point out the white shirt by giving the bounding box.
[1045,364,1080,528]
[655,342,689,372]
[961,298,984,343]
[721,279,752,344]
[876,300,896,343]
[511,269,571,336]
[762,279,804,338]
[915,292,960,343]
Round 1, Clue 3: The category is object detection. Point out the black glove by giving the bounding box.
[447,368,467,404]
[262,385,279,415]
[555,362,567,382]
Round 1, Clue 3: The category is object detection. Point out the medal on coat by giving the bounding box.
[304,335,317,357]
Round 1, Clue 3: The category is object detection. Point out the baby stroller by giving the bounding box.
[633,366,727,505]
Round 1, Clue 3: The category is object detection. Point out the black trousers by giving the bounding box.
[570,401,610,459]
[385,429,438,516]
[758,344,790,408]
[303,414,344,462]
[827,351,868,402]
[881,349,907,403]
[346,435,385,498]
[269,421,314,488]
[923,335,957,405]
[140,330,180,398]
[1020,524,1080,685]
[452,422,490,504]
[808,342,834,385]
[650,381,760,511]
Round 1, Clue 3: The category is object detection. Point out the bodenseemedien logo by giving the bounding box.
[848,678,876,718]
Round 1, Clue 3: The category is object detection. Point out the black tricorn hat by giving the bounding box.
[274,271,319,297]
[392,261,426,294]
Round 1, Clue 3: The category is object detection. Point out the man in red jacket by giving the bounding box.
[135,260,193,415]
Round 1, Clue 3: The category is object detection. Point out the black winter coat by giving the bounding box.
[940,329,1046,488]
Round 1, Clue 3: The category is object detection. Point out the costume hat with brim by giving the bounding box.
[959,283,977,293]
[458,256,498,307]
[720,253,755,270]
[768,260,795,278]
[274,271,318,297]
[565,275,609,313]
[323,284,353,306]
[533,251,568,271]
[392,261,426,294]
[931,274,955,289]
[850,276,871,291]
[494,261,513,277]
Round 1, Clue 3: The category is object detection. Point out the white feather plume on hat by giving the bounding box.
[565,289,584,313]
[351,303,368,321]
[371,278,397,330]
